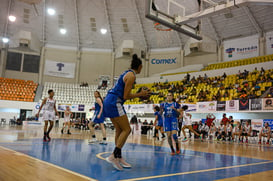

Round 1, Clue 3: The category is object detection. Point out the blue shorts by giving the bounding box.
[103,94,126,118]
[92,112,105,124]
[157,121,163,127]
[163,117,178,132]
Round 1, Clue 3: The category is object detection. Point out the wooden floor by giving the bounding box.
[0,124,272,181]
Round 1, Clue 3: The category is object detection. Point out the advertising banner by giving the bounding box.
[197,101,217,112]
[263,119,273,130]
[217,101,226,111]
[250,98,262,110]
[44,60,76,78]
[263,98,273,110]
[251,119,263,131]
[223,34,259,61]
[226,100,238,111]
[239,99,249,111]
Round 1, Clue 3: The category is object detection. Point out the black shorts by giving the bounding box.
[241,133,248,136]
[227,132,232,137]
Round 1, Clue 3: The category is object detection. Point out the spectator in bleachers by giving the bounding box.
[223,90,229,98]
[266,88,273,98]
[239,90,247,99]
[248,91,257,99]
[222,72,227,79]
[252,67,258,74]
[204,73,208,80]
[260,67,265,75]
[186,73,190,83]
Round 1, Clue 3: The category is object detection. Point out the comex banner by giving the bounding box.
[223,34,259,61]
[44,60,76,78]
[150,58,177,64]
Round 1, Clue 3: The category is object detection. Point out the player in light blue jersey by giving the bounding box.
[103,54,150,170]
[160,92,181,155]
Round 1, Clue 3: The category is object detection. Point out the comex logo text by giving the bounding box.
[151,58,176,64]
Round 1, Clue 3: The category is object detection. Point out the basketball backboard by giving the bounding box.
[146,0,202,40]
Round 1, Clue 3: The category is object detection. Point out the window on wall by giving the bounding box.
[6,52,22,71]
[23,54,40,73]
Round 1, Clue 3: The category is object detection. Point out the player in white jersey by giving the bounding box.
[181,105,200,142]
[217,122,226,141]
[208,122,216,140]
[241,121,252,143]
[258,122,271,144]
[226,122,233,141]
[61,106,73,135]
[36,90,59,142]
[232,122,242,142]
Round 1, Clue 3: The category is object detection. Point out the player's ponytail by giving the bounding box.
[131,54,142,70]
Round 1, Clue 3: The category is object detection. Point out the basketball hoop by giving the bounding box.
[154,23,172,31]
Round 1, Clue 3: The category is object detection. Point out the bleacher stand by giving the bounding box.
[42,82,110,104]
[0,78,38,102]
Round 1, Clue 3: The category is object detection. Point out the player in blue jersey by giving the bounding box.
[103,54,150,170]
[160,92,181,155]
[153,106,165,140]
[88,91,107,144]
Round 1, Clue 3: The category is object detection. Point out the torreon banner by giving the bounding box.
[150,58,177,64]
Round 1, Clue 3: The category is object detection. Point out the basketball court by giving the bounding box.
[1,0,273,180]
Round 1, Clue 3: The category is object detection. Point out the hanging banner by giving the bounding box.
[266,31,273,55]
[250,98,262,110]
[44,60,76,78]
[223,34,259,61]
[217,101,226,111]
[226,100,238,111]
[197,101,217,112]
[263,98,273,110]
[239,99,249,111]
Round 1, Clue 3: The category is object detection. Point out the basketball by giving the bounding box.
[137,86,151,100]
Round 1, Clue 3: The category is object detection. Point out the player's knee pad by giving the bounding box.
[173,134,178,140]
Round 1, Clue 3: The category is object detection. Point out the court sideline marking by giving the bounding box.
[119,160,273,181]
[0,145,97,181]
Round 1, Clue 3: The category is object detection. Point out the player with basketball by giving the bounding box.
[160,92,181,155]
[36,89,59,142]
[181,105,201,142]
[88,91,107,145]
[61,106,73,134]
[103,54,150,170]
[153,105,165,140]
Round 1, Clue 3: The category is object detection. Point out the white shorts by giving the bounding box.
[64,117,70,122]
[43,111,55,121]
